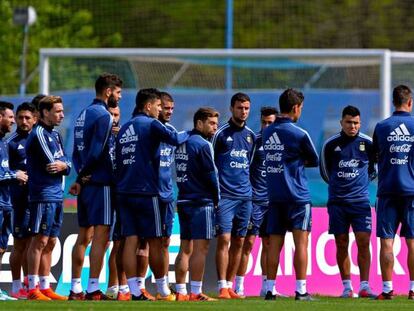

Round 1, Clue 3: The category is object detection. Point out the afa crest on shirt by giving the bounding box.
[246,135,252,144]
[359,142,365,152]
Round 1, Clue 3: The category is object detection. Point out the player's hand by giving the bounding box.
[112,126,120,136]
[69,182,81,196]
[46,160,67,174]
[16,170,28,184]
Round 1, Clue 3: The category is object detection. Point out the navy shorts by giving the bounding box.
[12,199,31,239]
[118,195,163,238]
[267,201,312,235]
[178,203,215,240]
[215,198,252,237]
[78,185,113,227]
[0,208,12,250]
[247,201,268,236]
[327,201,372,235]
[29,202,63,237]
[376,197,414,239]
[159,200,175,238]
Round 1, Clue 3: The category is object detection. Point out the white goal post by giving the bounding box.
[38,48,414,120]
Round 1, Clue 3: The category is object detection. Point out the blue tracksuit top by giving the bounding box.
[0,134,17,209]
[175,129,220,206]
[211,119,256,199]
[115,112,188,196]
[158,123,176,203]
[250,131,268,202]
[263,117,318,203]
[72,98,113,185]
[7,129,29,206]
[373,111,414,197]
[320,131,376,203]
[26,122,71,202]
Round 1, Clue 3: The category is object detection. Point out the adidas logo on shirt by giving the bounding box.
[334,146,341,152]
[264,132,284,150]
[119,124,138,144]
[387,123,414,142]
[17,144,25,150]
[175,143,188,160]
[75,111,86,127]
[226,136,233,142]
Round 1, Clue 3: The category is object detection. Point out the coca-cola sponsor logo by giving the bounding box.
[230,149,248,158]
[389,144,411,153]
[338,159,359,168]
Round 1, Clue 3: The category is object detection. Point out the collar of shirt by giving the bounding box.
[393,111,411,116]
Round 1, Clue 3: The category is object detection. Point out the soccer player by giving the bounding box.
[134,91,177,300]
[263,88,318,301]
[0,101,28,301]
[320,105,376,298]
[212,92,256,299]
[114,88,187,301]
[8,102,37,299]
[234,106,279,297]
[26,96,70,300]
[105,100,130,301]
[69,73,122,300]
[174,107,219,301]
[373,85,414,300]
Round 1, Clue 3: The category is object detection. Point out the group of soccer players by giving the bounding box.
[0,72,413,302]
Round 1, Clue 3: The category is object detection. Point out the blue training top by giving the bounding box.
[250,131,268,202]
[320,131,376,204]
[211,119,256,200]
[263,116,318,204]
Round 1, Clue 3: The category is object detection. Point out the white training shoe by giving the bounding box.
[0,290,18,301]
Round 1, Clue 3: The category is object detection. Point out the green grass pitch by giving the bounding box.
[0,296,412,311]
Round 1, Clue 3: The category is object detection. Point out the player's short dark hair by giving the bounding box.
[260,106,278,117]
[393,85,412,107]
[279,88,304,113]
[0,101,14,117]
[134,88,161,112]
[39,95,62,118]
[31,94,46,111]
[95,73,123,95]
[231,92,250,107]
[160,91,174,103]
[193,107,219,128]
[342,105,360,118]
[17,102,36,115]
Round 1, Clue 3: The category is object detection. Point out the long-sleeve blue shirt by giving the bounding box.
[320,131,376,203]
[250,132,268,202]
[263,117,318,204]
[72,98,113,185]
[158,123,176,203]
[211,119,256,199]
[7,129,29,207]
[115,112,188,196]
[373,111,414,197]
[0,135,17,210]
[176,129,220,206]
[26,122,71,202]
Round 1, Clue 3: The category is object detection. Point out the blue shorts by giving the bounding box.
[118,195,163,238]
[247,201,269,237]
[29,202,63,237]
[327,201,372,235]
[78,185,113,227]
[215,198,252,237]
[12,204,31,239]
[159,200,175,237]
[178,203,215,240]
[267,201,312,235]
[110,209,123,242]
[0,208,12,250]
[376,197,414,239]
